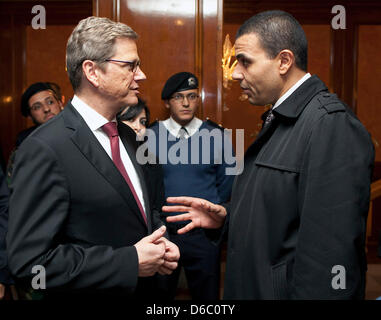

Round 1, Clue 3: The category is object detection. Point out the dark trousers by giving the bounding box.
[158,227,221,300]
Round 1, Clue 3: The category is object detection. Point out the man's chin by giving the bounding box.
[248,96,267,107]
[125,95,138,106]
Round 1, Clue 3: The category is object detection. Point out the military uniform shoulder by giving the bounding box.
[204,118,224,130]
[316,92,346,113]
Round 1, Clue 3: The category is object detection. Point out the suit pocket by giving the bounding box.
[271,261,289,300]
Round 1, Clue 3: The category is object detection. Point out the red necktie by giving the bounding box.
[102,122,147,225]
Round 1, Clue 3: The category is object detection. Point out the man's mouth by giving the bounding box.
[130,87,140,94]
[45,113,55,120]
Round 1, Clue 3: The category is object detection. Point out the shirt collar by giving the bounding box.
[272,73,311,110]
[71,95,116,131]
[164,116,202,138]
[270,74,329,120]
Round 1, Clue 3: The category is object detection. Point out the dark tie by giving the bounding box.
[178,126,188,139]
[102,122,147,225]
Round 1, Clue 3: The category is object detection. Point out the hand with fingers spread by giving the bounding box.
[154,237,180,275]
[162,196,227,234]
[133,226,167,277]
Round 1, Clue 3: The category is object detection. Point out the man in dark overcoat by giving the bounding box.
[163,10,375,299]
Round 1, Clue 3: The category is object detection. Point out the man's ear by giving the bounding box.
[82,60,101,87]
[278,50,294,75]
[164,100,170,110]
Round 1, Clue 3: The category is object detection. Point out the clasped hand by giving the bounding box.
[134,225,180,277]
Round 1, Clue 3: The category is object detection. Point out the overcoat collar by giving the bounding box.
[248,75,328,155]
[271,75,328,120]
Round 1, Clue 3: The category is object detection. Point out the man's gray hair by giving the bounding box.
[66,16,138,91]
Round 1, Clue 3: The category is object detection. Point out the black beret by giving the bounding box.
[161,72,198,100]
[21,82,52,117]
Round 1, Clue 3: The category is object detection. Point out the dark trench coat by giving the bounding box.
[221,75,374,299]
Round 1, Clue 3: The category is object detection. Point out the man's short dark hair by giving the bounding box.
[236,10,308,71]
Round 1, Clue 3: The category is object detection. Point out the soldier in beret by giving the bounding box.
[148,72,235,300]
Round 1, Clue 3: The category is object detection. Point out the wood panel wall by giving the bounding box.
[93,0,223,124]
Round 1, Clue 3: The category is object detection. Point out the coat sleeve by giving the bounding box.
[291,110,374,299]
[216,131,236,203]
[7,137,138,290]
[0,166,13,285]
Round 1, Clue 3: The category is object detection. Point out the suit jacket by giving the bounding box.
[221,75,374,299]
[0,166,13,285]
[7,102,165,299]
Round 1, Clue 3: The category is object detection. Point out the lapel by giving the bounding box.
[62,102,148,230]
[118,122,152,233]
[246,75,328,158]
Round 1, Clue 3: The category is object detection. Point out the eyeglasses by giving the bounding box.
[105,59,141,73]
[170,93,199,102]
[29,98,58,111]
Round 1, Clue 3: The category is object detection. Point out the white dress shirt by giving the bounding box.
[162,116,203,139]
[272,73,311,110]
[71,95,146,214]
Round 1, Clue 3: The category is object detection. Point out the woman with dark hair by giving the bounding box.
[117,98,150,137]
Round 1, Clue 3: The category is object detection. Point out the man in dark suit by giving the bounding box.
[7,16,179,299]
[163,10,374,299]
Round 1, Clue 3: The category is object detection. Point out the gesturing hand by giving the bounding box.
[162,196,227,234]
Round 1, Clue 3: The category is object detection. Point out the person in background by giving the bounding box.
[16,82,64,147]
[6,82,64,183]
[117,97,150,137]
[149,72,235,300]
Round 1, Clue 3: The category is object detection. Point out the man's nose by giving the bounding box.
[182,96,190,107]
[43,103,51,112]
[231,65,242,81]
[134,66,146,81]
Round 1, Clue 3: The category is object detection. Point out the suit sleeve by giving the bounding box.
[7,137,138,290]
[0,167,13,285]
[291,110,374,299]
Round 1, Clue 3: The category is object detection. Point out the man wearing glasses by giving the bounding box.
[148,72,235,300]
[7,16,179,299]
[17,82,64,147]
